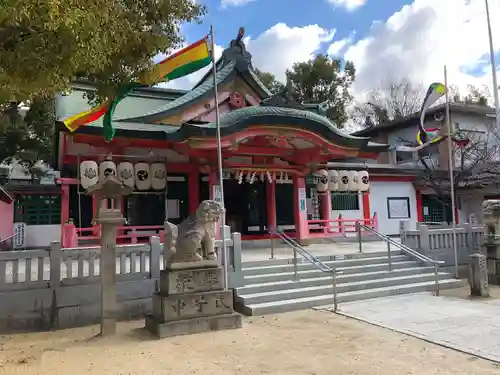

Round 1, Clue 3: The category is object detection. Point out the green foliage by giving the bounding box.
[354,78,423,126]
[0,0,205,165]
[254,69,284,94]
[449,84,491,106]
[0,0,206,103]
[0,98,55,167]
[285,55,356,127]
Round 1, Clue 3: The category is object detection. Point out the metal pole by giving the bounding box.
[292,246,298,281]
[434,264,440,296]
[387,241,392,271]
[210,26,229,291]
[77,154,82,228]
[485,0,500,133]
[444,66,459,279]
[270,233,275,259]
[356,222,363,253]
[332,271,338,312]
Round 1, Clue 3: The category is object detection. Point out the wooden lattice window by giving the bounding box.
[331,192,360,211]
[14,195,61,225]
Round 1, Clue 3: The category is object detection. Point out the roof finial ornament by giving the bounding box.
[260,77,305,110]
[222,26,252,70]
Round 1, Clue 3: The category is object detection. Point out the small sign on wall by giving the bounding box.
[298,187,307,212]
[387,197,410,219]
[13,222,27,249]
[213,185,222,203]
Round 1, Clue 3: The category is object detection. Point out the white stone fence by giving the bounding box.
[400,221,485,266]
[0,231,242,332]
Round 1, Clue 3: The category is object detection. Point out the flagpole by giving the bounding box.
[210,25,229,291]
[444,65,459,278]
[485,0,500,133]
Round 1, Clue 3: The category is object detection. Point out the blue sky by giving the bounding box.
[166,0,500,100]
[184,0,414,55]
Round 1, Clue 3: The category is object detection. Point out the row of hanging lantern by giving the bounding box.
[80,160,167,191]
[314,169,369,193]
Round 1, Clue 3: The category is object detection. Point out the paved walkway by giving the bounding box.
[321,292,500,363]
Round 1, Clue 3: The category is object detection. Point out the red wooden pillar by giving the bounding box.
[293,175,309,244]
[188,169,200,215]
[60,184,70,244]
[208,171,218,200]
[319,192,332,233]
[415,188,423,223]
[61,185,70,224]
[362,191,371,224]
[266,179,277,233]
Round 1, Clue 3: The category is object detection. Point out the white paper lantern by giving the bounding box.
[328,170,339,191]
[347,170,359,191]
[338,170,349,191]
[99,160,116,181]
[118,162,134,188]
[315,169,329,193]
[135,163,151,190]
[151,163,166,190]
[358,170,370,192]
[80,160,98,189]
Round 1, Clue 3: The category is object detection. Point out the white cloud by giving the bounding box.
[327,38,350,56]
[339,0,500,100]
[158,23,335,90]
[221,0,254,8]
[327,0,367,12]
[245,23,336,82]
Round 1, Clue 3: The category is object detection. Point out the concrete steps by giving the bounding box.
[235,251,463,315]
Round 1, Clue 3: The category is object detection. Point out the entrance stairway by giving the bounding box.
[234,232,463,316]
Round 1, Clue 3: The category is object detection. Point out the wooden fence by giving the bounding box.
[0,232,242,332]
[400,222,485,265]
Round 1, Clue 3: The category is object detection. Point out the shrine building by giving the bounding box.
[52,32,390,247]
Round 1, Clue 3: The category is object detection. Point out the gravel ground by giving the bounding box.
[0,310,499,375]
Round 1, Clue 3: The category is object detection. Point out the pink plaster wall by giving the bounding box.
[0,201,14,240]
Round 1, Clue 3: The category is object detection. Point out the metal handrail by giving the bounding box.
[270,228,342,311]
[357,223,444,296]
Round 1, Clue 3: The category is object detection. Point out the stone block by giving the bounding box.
[145,312,242,339]
[167,260,219,270]
[152,290,234,322]
[159,267,224,295]
[469,253,489,297]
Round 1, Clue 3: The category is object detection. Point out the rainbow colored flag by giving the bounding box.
[417,82,446,145]
[63,36,212,139]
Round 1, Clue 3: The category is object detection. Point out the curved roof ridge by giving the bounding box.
[119,61,237,123]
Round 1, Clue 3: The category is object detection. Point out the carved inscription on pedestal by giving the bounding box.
[160,267,224,295]
[152,290,234,322]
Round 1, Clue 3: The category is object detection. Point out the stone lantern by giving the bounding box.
[86,174,133,336]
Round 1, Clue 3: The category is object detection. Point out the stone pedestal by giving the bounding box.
[145,263,242,338]
[469,253,489,297]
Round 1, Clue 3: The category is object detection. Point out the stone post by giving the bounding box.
[418,224,430,257]
[86,175,132,336]
[469,253,489,297]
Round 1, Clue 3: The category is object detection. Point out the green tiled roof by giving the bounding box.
[122,61,237,123]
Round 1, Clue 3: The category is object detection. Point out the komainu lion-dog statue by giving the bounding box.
[164,200,224,265]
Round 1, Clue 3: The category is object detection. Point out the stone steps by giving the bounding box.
[234,251,463,316]
[242,255,410,276]
[242,250,400,268]
[244,260,422,283]
[238,267,436,294]
[237,280,463,315]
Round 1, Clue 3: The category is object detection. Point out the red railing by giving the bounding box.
[307,213,378,238]
[62,224,164,248]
